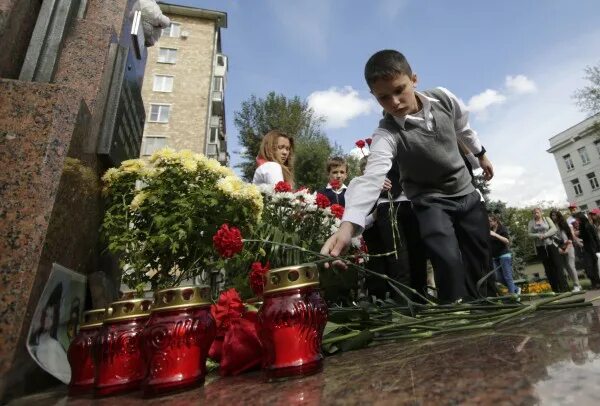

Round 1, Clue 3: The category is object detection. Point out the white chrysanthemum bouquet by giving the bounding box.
[101,148,263,292]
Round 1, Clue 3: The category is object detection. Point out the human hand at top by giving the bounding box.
[479,154,494,180]
[382,178,392,191]
[320,222,353,270]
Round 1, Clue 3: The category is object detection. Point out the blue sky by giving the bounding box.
[169,0,600,207]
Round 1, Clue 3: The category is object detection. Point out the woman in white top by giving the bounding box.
[252,130,295,187]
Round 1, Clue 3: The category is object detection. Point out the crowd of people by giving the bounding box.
[250,49,600,303]
[528,204,600,293]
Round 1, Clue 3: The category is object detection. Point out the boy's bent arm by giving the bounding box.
[342,130,396,232]
[438,87,484,156]
[438,86,494,179]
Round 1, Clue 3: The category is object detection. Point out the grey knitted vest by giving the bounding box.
[378,88,475,203]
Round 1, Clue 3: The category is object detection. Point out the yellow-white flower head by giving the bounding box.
[149,147,176,163]
[102,167,120,184]
[130,191,148,210]
[121,159,146,173]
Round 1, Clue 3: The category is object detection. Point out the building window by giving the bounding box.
[578,146,590,165]
[580,204,588,212]
[162,22,181,38]
[596,199,600,207]
[141,136,167,156]
[209,127,219,143]
[213,76,224,92]
[588,172,600,190]
[216,54,226,66]
[153,75,174,92]
[572,178,583,196]
[563,154,574,171]
[158,48,177,63]
[149,104,171,123]
[595,140,600,156]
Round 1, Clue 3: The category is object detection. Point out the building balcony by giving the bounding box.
[214,53,228,77]
[206,141,229,165]
[212,90,223,115]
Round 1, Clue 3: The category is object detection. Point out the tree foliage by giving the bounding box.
[234,92,332,188]
[573,63,600,115]
[294,137,333,191]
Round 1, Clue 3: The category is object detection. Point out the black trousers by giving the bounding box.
[412,190,493,302]
[535,244,569,292]
[364,201,428,301]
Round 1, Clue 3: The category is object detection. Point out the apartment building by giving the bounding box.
[140,2,229,164]
[547,114,600,211]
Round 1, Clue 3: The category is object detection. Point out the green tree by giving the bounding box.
[234,92,332,185]
[294,137,333,191]
[573,63,600,115]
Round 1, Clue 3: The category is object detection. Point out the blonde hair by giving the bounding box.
[258,130,295,185]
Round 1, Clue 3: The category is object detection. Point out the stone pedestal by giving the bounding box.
[0,0,147,400]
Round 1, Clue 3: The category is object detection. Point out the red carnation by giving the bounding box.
[330,204,344,219]
[365,138,373,146]
[249,261,270,296]
[213,224,244,258]
[219,312,263,376]
[208,289,263,375]
[330,179,341,190]
[316,193,331,209]
[359,236,368,254]
[274,181,293,193]
[355,139,366,149]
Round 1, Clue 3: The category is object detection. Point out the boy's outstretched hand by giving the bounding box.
[478,155,494,181]
[320,221,354,270]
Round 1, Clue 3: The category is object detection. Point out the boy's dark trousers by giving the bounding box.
[364,201,428,300]
[412,190,493,303]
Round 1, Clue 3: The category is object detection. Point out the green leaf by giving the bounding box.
[338,330,374,352]
[328,309,369,324]
[323,321,344,336]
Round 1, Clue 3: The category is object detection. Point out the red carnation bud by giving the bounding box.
[249,261,270,296]
[316,193,331,209]
[213,224,244,258]
[355,140,366,149]
[330,204,345,219]
[274,181,293,193]
[365,138,372,146]
[330,179,341,190]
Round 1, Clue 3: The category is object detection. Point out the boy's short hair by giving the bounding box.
[326,156,348,173]
[364,50,413,88]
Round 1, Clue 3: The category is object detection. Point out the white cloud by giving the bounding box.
[505,74,537,94]
[307,86,376,129]
[487,163,567,208]
[471,32,600,207]
[466,89,507,113]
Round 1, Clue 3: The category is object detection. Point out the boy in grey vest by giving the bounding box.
[321,50,494,303]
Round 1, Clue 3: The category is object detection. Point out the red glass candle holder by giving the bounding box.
[95,298,152,396]
[142,286,216,396]
[258,263,328,380]
[67,309,106,395]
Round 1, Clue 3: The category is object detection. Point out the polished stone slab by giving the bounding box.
[9,305,600,405]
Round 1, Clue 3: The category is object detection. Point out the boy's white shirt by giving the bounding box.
[252,161,284,186]
[325,183,347,194]
[343,87,484,232]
